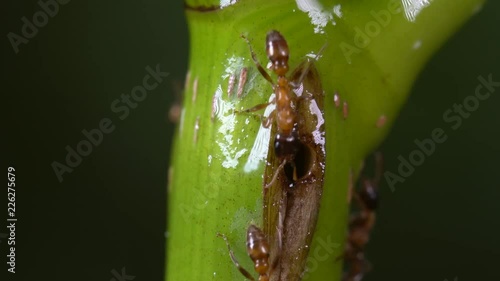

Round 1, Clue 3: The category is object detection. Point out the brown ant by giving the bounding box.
[239,30,325,187]
[218,191,286,280]
[341,152,383,281]
[218,224,276,281]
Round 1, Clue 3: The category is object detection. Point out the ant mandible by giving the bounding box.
[342,152,383,281]
[218,224,276,281]
[239,30,324,187]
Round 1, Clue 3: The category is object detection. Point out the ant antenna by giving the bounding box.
[217,232,256,281]
[241,34,274,86]
[264,160,287,189]
[293,42,328,88]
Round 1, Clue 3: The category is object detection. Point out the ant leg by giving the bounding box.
[264,160,287,189]
[241,34,274,87]
[234,103,270,122]
[236,107,276,129]
[271,191,287,270]
[217,233,256,281]
[261,110,276,128]
[235,93,275,115]
[236,101,272,114]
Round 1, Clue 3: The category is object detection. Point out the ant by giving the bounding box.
[218,199,286,280]
[239,30,325,187]
[218,224,277,281]
[341,152,383,281]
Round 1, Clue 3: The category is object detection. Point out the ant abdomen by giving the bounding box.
[246,225,270,275]
[274,129,300,160]
[266,30,289,76]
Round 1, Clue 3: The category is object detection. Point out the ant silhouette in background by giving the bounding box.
[342,152,383,281]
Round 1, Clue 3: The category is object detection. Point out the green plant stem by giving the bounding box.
[166,1,484,280]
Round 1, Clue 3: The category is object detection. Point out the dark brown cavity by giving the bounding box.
[283,142,316,186]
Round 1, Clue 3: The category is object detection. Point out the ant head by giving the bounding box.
[266,30,289,76]
[360,179,378,210]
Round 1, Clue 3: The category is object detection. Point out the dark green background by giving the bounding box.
[2,1,499,281]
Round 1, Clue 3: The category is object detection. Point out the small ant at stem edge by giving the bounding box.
[218,191,286,280]
[237,30,326,188]
[341,152,383,281]
[218,225,277,281]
